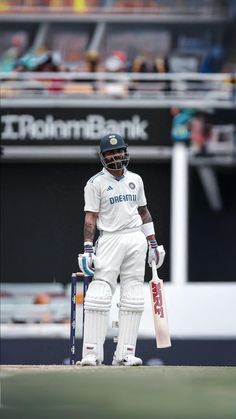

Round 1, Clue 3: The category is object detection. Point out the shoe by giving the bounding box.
[80,354,101,366]
[112,354,143,366]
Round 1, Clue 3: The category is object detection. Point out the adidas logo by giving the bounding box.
[107,185,113,191]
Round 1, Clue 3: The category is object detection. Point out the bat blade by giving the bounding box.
[149,277,171,348]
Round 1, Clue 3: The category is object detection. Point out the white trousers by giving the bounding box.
[82,228,147,362]
[94,228,147,292]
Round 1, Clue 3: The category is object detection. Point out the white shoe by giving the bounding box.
[81,354,101,366]
[112,354,143,366]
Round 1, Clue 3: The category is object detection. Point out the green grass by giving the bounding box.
[1,366,236,419]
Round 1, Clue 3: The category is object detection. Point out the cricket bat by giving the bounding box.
[149,259,171,348]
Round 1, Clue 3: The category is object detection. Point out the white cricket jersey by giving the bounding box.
[84,167,147,232]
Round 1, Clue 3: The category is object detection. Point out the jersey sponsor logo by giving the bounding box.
[107,185,113,191]
[109,194,137,204]
[129,182,135,190]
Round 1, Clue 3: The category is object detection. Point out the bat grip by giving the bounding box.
[151,260,159,280]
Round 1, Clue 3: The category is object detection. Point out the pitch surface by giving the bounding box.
[1,365,236,419]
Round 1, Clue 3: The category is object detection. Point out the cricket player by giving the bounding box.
[78,133,165,366]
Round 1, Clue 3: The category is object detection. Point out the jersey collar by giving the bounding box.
[102,167,127,180]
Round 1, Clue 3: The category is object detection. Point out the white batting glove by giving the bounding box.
[148,241,165,269]
[78,242,95,276]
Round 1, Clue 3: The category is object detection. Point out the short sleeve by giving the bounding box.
[137,176,147,207]
[84,180,100,212]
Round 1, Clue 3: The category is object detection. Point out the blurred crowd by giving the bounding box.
[0,29,171,74]
[1,37,234,101]
[0,0,231,13]
[0,33,226,74]
[0,0,233,74]
[0,0,235,99]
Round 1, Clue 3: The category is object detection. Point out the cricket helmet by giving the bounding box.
[100,133,127,153]
[99,133,130,170]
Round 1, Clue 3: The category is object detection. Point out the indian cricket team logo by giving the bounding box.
[129,182,135,190]
[110,137,118,145]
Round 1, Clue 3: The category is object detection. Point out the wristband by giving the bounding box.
[148,239,158,249]
[142,222,155,237]
[84,241,93,253]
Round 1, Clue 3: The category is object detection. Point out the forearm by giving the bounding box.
[138,205,152,223]
[138,205,156,241]
[84,211,98,243]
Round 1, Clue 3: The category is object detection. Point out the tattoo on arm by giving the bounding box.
[138,205,152,224]
[84,224,96,242]
[84,212,98,242]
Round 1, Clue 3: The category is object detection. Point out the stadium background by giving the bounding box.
[1,0,236,367]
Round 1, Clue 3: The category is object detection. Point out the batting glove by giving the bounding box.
[148,241,165,269]
[78,242,95,276]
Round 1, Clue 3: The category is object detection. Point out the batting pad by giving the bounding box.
[115,310,143,361]
[82,310,109,362]
[83,280,112,362]
[115,282,144,361]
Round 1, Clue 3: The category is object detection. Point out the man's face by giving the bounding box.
[103,148,126,170]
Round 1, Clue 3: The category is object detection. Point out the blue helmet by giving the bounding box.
[100,133,127,153]
[99,133,129,170]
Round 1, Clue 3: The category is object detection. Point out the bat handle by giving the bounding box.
[151,260,159,280]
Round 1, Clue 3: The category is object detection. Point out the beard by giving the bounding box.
[100,150,130,171]
[106,158,124,170]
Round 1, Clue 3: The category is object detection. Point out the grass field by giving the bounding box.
[1,365,236,419]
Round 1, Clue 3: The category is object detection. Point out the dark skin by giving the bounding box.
[84,149,156,243]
